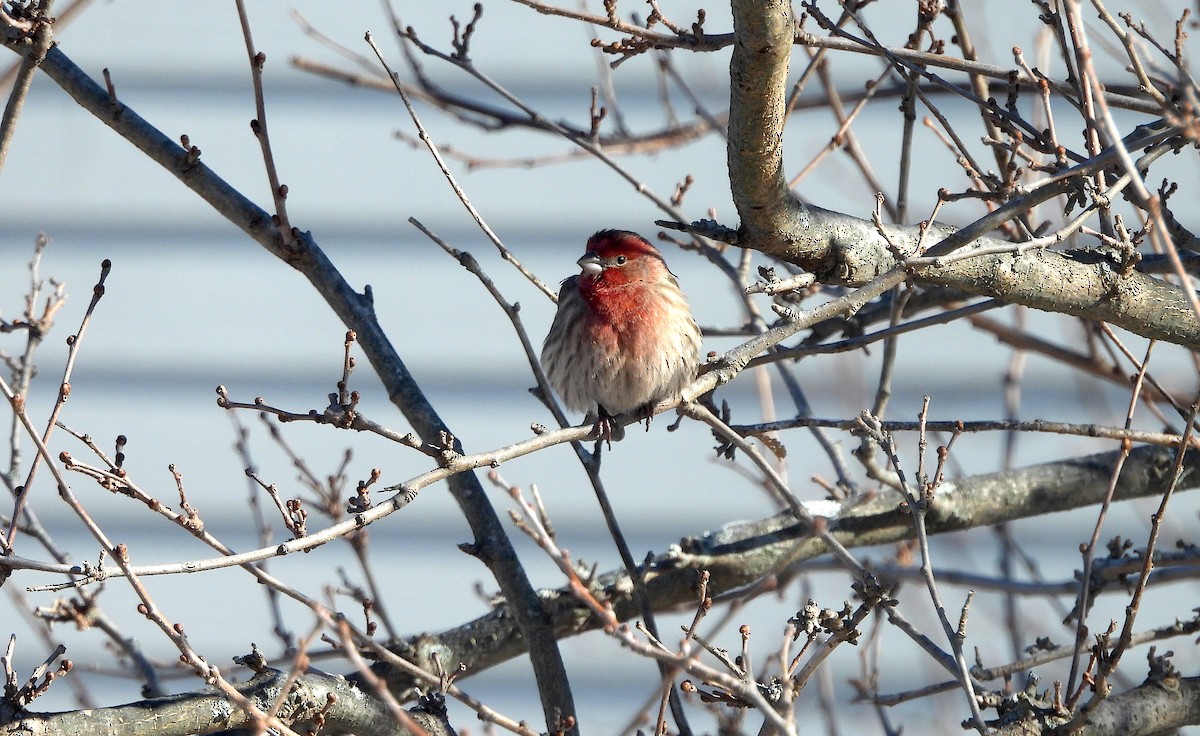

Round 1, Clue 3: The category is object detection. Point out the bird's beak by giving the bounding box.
[577,252,602,277]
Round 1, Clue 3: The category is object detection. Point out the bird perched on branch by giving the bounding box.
[541,229,701,440]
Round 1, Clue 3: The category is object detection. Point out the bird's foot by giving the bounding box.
[637,402,656,432]
[589,407,626,445]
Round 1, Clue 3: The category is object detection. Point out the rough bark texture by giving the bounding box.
[1079,675,1200,736]
[726,0,1200,349]
[1,670,457,736]
[727,0,799,247]
[993,676,1200,735]
[382,442,1198,688]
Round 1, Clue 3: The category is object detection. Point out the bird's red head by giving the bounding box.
[576,230,666,286]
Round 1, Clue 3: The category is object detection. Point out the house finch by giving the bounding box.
[541,229,701,438]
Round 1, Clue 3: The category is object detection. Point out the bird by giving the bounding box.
[540,229,701,440]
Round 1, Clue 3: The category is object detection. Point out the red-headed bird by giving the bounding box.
[541,230,701,438]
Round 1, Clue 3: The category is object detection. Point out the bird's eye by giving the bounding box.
[615,256,627,265]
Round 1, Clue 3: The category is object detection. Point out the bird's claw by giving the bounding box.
[591,408,626,445]
[637,403,655,432]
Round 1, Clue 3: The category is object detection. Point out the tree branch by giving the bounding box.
[724,0,1200,349]
[379,441,1199,689]
[16,42,577,734]
[2,668,456,736]
[993,675,1200,736]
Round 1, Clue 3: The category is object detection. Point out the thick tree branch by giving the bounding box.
[1,669,456,736]
[725,0,1200,349]
[993,675,1200,736]
[727,0,799,247]
[381,442,1199,689]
